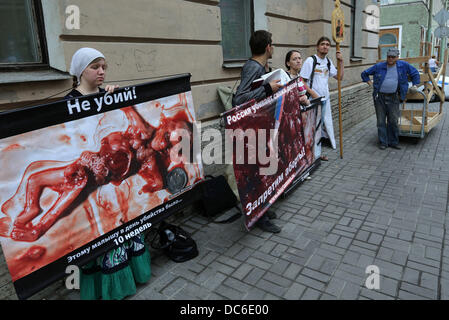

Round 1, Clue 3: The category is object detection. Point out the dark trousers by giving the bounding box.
[374,92,400,147]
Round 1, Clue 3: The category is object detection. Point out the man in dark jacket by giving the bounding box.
[232,30,283,107]
[361,48,420,150]
[232,30,283,234]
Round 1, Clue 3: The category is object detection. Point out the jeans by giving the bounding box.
[374,92,400,147]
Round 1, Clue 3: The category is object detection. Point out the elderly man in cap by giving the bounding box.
[361,48,420,150]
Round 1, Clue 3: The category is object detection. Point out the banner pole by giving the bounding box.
[332,0,344,159]
[337,42,343,159]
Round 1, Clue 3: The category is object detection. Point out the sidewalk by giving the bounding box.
[3,102,449,300]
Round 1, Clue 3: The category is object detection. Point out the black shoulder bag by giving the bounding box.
[151,221,199,263]
[197,175,242,224]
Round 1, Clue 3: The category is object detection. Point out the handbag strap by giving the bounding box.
[150,233,168,250]
[150,223,196,250]
[150,225,175,250]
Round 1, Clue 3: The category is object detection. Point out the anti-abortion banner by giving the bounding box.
[224,77,319,230]
[0,74,204,299]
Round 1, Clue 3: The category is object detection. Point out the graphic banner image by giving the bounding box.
[224,78,319,230]
[0,74,204,299]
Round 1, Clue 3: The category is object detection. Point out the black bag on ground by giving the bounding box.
[151,221,198,263]
[197,175,241,223]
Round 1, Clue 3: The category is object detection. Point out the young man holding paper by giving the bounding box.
[232,30,283,107]
[231,30,283,233]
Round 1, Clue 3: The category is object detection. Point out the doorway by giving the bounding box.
[379,27,401,60]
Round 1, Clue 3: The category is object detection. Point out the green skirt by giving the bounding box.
[100,265,137,300]
[80,260,101,300]
[129,247,151,284]
[79,235,151,300]
[99,244,137,300]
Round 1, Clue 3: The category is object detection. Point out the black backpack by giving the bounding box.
[151,221,198,263]
[309,55,331,90]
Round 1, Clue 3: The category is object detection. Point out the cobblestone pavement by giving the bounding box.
[1,102,449,300]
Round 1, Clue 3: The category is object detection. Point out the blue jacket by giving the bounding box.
[361,60,420,101]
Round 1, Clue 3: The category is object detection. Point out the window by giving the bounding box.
[0,0,48,68]
[380,33,397,45]
[379,27,400,59]
[350,0,363,60]
[220,0,253,64]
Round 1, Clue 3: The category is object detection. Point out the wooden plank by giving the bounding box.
[399,121,422,134]
[440,49,448,113]
[427,112,443,132]
[419,73,430,82]
[414,116,423,125]
[406,92,424,100]
[400,110,424,125]
[427,68,445,101]
[399,111,443,134]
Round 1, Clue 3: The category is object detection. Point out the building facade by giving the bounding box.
[380,0,446,60]
[0,0,379,299]
[1,0,379,176]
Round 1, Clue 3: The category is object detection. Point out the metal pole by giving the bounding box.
[427,0,434,55]
[442,0,448,64]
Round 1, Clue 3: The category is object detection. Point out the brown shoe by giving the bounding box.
[320,155,329,161]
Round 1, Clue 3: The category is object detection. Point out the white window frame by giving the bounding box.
[379,25,403,57]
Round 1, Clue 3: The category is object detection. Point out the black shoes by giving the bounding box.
[266,210,277,219]
[379,144,401,150]
[256,215,281,233]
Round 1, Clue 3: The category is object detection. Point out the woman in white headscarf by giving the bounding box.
[65,48,152,300]
[65,47,118,98]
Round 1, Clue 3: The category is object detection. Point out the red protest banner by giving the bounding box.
[0,75,204,299]
[224,78,319,230]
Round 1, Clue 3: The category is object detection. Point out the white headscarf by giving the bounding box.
[69,48,105,84]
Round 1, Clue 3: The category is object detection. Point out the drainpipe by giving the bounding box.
[426,0,433,56]
[442,0,448,64]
